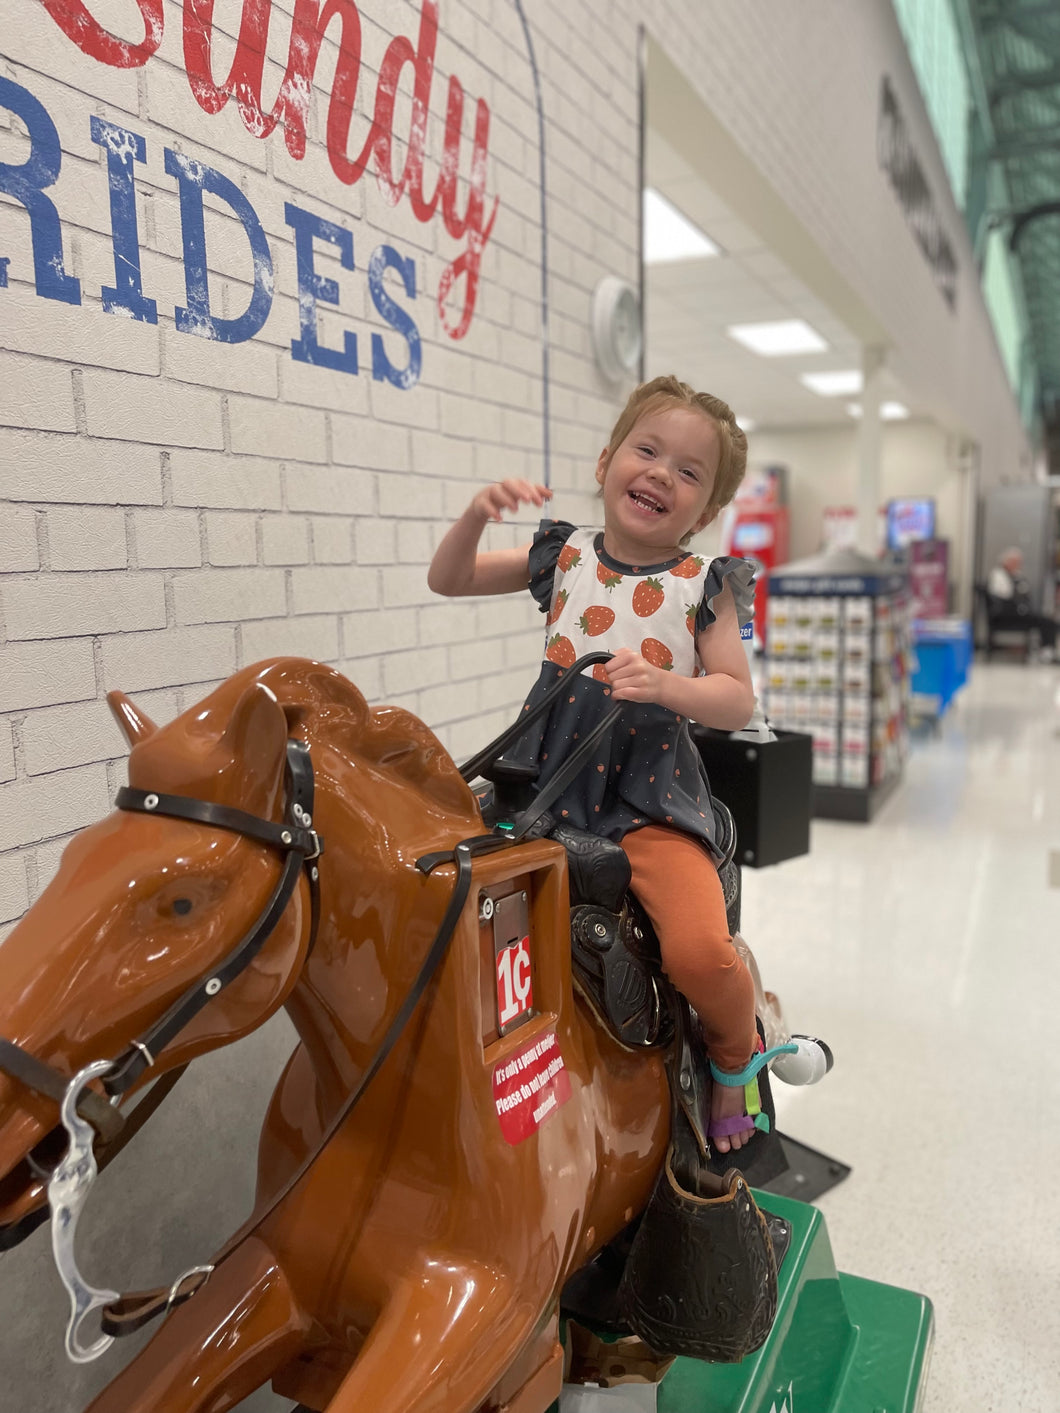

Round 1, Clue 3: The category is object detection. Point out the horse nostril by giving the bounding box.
[173,898,193,916]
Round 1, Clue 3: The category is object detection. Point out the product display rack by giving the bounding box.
[763,549,911,823]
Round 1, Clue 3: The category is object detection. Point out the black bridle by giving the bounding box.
[0,740,323,1244]
[0,734,512,1341]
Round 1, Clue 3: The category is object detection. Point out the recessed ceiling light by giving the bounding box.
[726,320,828,357]
[846,400,911,420]
[643,188,721,263]
[801,369,863,396]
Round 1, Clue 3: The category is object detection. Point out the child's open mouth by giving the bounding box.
[629,490,666,514]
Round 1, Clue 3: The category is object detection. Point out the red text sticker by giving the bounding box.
[492,1026,572,1145]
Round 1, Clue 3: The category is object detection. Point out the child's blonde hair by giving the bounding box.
[602,375,748,521]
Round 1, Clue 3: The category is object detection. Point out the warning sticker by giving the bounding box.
[491,1026,572,1145]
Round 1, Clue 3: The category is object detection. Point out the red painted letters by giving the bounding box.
[40,0,498,338]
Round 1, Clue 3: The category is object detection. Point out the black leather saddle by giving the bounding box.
[476,758,739,1048]
[474,760,783,1175]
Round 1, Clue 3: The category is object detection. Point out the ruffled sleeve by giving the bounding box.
[694,555,757,634]
[527,519,577,613]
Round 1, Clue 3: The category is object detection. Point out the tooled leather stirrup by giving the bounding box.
[617,997,778,1362]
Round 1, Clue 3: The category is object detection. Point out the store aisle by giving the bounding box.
[741,661,1060,1413]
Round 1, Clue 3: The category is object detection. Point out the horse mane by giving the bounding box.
[250,658,480,822]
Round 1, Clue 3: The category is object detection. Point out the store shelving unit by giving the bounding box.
[763,549,911,823]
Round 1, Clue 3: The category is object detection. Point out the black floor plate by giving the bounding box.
[759,1131,852,1203]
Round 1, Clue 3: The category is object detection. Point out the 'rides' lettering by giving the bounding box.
[0,77,419,380]
[37,0,497,338]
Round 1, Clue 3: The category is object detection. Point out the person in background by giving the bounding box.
[986,546,1058,661]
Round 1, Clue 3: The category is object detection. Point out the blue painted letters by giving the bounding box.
[165,149,274,343]
[285,203,358,375]
[91,117,157,324]
[0,76,81,305]
[0,76,424,387]
[369,244,421,390]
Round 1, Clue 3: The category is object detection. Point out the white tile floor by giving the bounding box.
[740,660,1060,1413]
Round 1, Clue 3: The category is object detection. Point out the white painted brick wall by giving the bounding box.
[0,721,14,784]
[204,512,258,567]
[263,515,311,565]
[0,355,77,433]
[46,507,127,571]
[134,508,203,568]
[0,0,1032,965]
[0,508,39,571]
[4,573,167,639]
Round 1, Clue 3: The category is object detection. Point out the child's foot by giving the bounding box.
[708,1079,755,1154]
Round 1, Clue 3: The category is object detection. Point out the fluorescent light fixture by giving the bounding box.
[800,369,863,397]
[735,415,756,433]
[643,188,720,263]
[847,401,911,420]
[726,320,828,357]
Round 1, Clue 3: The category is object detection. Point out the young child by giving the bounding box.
[428,375,760,1152]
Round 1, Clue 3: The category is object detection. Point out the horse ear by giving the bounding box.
[108,690,157,746]
[219,682,288,784]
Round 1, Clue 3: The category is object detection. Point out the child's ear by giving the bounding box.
[693,504,720,534]
[595,448,609,486]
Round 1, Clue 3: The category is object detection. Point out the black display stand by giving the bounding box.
[812,772,902,823]
[693,727,813,867]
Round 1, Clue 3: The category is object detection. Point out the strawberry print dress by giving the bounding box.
[510,521,756,859]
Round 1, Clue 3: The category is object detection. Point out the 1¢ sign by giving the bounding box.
[496,936,533,1028]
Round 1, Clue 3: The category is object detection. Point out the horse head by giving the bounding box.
[0,667,319,1233]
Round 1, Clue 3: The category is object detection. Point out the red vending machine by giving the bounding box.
[720,465,790,648]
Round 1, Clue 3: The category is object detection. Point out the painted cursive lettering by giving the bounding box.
[43,0,498,339]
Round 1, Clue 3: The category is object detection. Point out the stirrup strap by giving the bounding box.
[709,1043,798,1087]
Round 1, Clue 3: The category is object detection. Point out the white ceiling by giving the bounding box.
[643,128,915,431]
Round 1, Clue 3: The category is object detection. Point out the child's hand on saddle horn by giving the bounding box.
[471,479,552,524]
[605,647,668,704]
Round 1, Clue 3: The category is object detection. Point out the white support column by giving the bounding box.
[856,345,886,556]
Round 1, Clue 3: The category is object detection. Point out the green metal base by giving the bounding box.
[555,1191,933,1413]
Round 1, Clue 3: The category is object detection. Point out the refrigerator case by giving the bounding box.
[724,505,790,649]
[765,549,911,823]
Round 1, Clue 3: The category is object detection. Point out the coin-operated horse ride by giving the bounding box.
[0,657,932,1413]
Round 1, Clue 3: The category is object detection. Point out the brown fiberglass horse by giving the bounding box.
[0,658,673,1413]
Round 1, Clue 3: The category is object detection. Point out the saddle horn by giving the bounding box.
[108,690,158,746]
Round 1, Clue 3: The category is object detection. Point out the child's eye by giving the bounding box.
[637,445,655,456]
[680,468,699,480]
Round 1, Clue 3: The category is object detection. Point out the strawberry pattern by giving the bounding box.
[509,521,756,856]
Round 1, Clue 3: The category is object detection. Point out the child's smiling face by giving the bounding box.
[595,405,721,563]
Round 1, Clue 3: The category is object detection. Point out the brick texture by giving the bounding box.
[0,0,1033,965]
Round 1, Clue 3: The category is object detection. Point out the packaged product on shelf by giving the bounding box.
[843,661,870,696]
[790,660,813,694]
[814,661,838,694]
[793,599,815,630]
[768,595,792,630]
[844,596,873,630]
[844,628,872,664]
[816,596,841,630]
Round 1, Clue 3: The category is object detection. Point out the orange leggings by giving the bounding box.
[621,824,757,1074]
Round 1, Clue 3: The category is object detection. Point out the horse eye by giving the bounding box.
[172,897,193,916]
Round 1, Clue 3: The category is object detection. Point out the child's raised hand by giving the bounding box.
[471,479,552,524]
[605,647,666,704]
